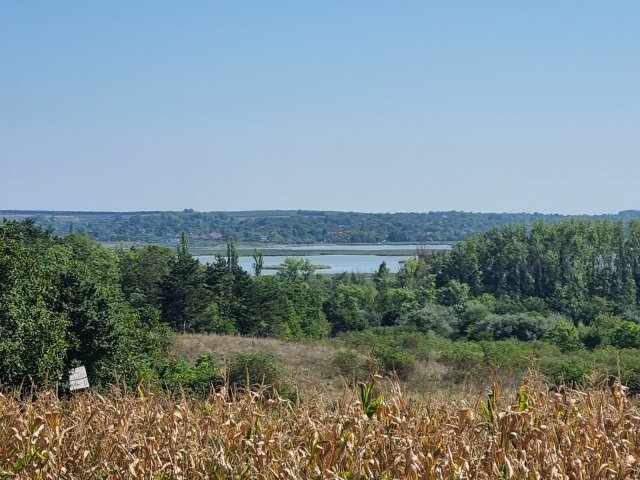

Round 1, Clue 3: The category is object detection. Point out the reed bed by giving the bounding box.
[1,376,639,479]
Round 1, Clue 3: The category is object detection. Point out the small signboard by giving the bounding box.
[69,366,90,391]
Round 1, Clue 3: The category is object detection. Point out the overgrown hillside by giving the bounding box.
[4,217,640,396]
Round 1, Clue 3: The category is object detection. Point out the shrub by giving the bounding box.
[399,332,422,350]
[160,354,222,397]
[479,339,534,373]
[458,301,490,338]
[581,325,606,350]
[401,304,459,338]
[581,315,622,349]
[616,349,640,394]
[545,321,584,352]
[592,346,640,394]
[439,341,484,382]
[228,352,282,391]
[468,313,555,342]
[331,350,365,380]
[338,330,387,350]
[436,280,470,308]
[372,347,416,380]
[208,316,238,335]
[542,354,592,389]
[609,322,640,349]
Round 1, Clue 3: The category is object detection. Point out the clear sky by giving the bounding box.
[2,2,639,214]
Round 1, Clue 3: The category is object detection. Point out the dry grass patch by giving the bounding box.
[175,334,345,397]
[174,335,484,399]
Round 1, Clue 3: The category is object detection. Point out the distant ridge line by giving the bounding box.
[1,209,638,216]
[2,209,639,244]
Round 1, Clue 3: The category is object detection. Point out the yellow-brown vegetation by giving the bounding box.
[1,376,639,479]
[175,334,347,398]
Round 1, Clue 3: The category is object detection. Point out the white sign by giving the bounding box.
[69,366,90,391]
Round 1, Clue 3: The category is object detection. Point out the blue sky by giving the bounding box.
[1,2,639,214]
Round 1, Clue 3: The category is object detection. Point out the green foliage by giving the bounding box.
[324,284,377,334]
[372,347,416,380]
[439,342,484,382]
[160,354,222,397]
[517,386,533,412]
[0,220,172,389]
[457,301,490,338]
[613,349,640,393]
[609,321,640,349]
[480,381,499,428]
[57,239,165,388]
[436,279,470,308]
[18,209,640,245]
[476,293,497,310]
[226,239,239,269]
[493,295,550,316]
[571,296,615,325]
[119,245,174,308]
[228,352,282,391]
[542,355,592,389]
[251,276,329,339]
[396,257,437,302]
[468,313,556,342]
[479,340,540,373]
[379,288,420,326]
[199,304,238,334]
[439,219,640,321]
[0,229,69,384]
[276,257,316,282]
[8,215,640,399]
[160,247,209,333]
[545,320,584,352]
[252,249,264,276]
[373,261,393,294]
[580,314,621,349]
[358,379,382,419]
[331,350,365,380]
[401,304,459,338]
[204,255,253,335]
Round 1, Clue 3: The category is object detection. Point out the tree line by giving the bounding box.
[3,217,640,391]
[437,218,640,322]
[4,208,640,244]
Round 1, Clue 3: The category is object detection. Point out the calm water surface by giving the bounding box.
[196,244,451,275]
[263,244,451,251]
[197,254,411,275]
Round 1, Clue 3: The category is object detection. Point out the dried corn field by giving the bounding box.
[1,378,639,479]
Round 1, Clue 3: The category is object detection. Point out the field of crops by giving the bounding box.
[1,376,639,479]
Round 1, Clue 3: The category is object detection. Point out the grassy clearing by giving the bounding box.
[175,334,347,398]
[1,376,639,478]
[173,335,496,400]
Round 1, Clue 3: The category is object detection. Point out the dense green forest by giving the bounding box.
[3,208,640,244]
[3,218,640,394]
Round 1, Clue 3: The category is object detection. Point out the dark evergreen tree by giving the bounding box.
[160,233,210,333]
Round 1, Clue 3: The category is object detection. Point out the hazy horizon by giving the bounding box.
[1,207,638,217]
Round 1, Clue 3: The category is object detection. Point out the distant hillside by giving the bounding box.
[1,209,639,244]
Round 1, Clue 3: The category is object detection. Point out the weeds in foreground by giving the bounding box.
[0,375,639,479]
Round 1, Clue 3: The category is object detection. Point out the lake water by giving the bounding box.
[258,244,451,251]
[196,244,450,276]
